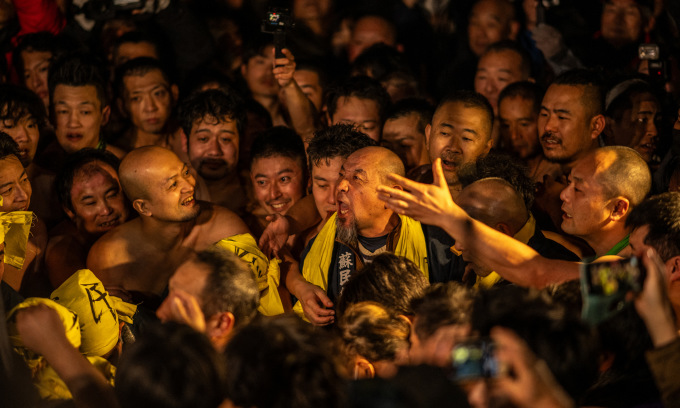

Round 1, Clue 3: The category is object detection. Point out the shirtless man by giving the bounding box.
[46,149,129,289]
[86,146,249,304]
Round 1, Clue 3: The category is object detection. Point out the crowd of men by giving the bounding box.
[1,0,680,407]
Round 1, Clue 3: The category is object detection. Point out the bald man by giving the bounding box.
[379,146,651,288]
[455,178,578,287]
[86,146,249,305]
[295,146,457,324]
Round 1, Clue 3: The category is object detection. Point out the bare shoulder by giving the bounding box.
[86,221,139,271]
[195,201,250,246]
[106,144,127,160]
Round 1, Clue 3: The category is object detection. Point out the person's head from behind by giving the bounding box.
[48,53,110,154]
[249,127,307,216]
[179,89,245,182]
[0,132,31,212]
[0,84,46,167]
[12,31,61,110]
[426,91,494,188]
[381,97,434,171]
[347,14,399,63]
[467,0,520,57]
[474,40,532,114]
[115,57,178,136]
[409,282,474,367]
[559,146,650,246]
[498,81,543,160]
[336,146,405,246]
[111,30,162,68]
[539,69,605,166]
[604,79,660,164]
[224,314,345,408]
[56,149,127,238]
[336,253,429,318]
[307,124,376,220]
[115,322,225,408]
[326,75,391,142]
[119,146,198,222]
[338,301,411,379]
[157,245,259,351]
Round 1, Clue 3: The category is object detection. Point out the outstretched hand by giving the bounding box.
[377,159,464,227]
[259,213,291,258]
[273,48,296,88]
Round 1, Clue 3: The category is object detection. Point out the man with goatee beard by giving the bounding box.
[409,91,494,200]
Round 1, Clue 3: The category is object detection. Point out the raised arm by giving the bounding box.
[377,159,579,288]
[274,48,318,142]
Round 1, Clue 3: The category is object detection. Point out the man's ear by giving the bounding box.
[101,105,111,126]
[668,256,680,283]
[206,311,236,350]
[590,114,606,140]
[425,123,432,151]
[494,223,512,236]
[133,199,150,217]
[181,129,189,153]
[610,198,630,221]
[353,357,375,380]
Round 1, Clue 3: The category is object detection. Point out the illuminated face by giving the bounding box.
[53,85,110,154]
[241,46,279,98]
[251,155,305,215]
[381,113,428,170]
[607,92,659,164]
[331,96,381,142]
[559,153,613,243]
[186,115,239,181]
[468,0,516,56]
[114,41,159,67]
[499,96,541,160]
[601,0,643,48]
[0,155,31,211]
[538,84,596,165]
[123,69,175,135]
[144,152,199,222]
[347,16,395,62]
[21,50,52,109]
[426,101,493,187]
[294,69,323,111]
[66,162,128,236]
[293,0,331,21]
[474,50,526,114]
[336,150,389,235]
[0,113,40,167]
[312,156,343,220]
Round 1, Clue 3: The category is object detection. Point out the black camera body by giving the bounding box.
[261,7,294,59]
[639,44,668,84]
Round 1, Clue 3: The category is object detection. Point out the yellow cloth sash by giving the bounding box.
[51,269,137,357]
[0,210,33,269]
[475,214,536,289]
[293,213,428,319]
[215,233,284,316]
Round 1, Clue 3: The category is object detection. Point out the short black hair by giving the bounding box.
[306,124,377,168]
[336,253,429,317]
[351,43,411,82]
[249,126,307,175]
[437,90,494,140]
[0,84,47,126]
[196,245,260,328]
[295,59,330,93]
[177,89,246,139]
[56,148,120,213]
[626,192,680,262]
[111,30,162,65]
[12,31,66,83]
[181,66,238,98]
[385,97,435,135]
[410,282,474,341]
[48,52,109,110]
[326,75,392,123]
[482,40,532,78]
[551,69,604,119]
[241,33,274,65]
[114,57,175,103]
[498,80,544,114]
[0,131,21,161]
[605,79,657,121]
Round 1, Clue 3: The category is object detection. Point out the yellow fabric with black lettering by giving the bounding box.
[294,213,428,319]
[51,269,136,357]
[215,233,284,316]
[33,355,116,400]
[0,210,33,269]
